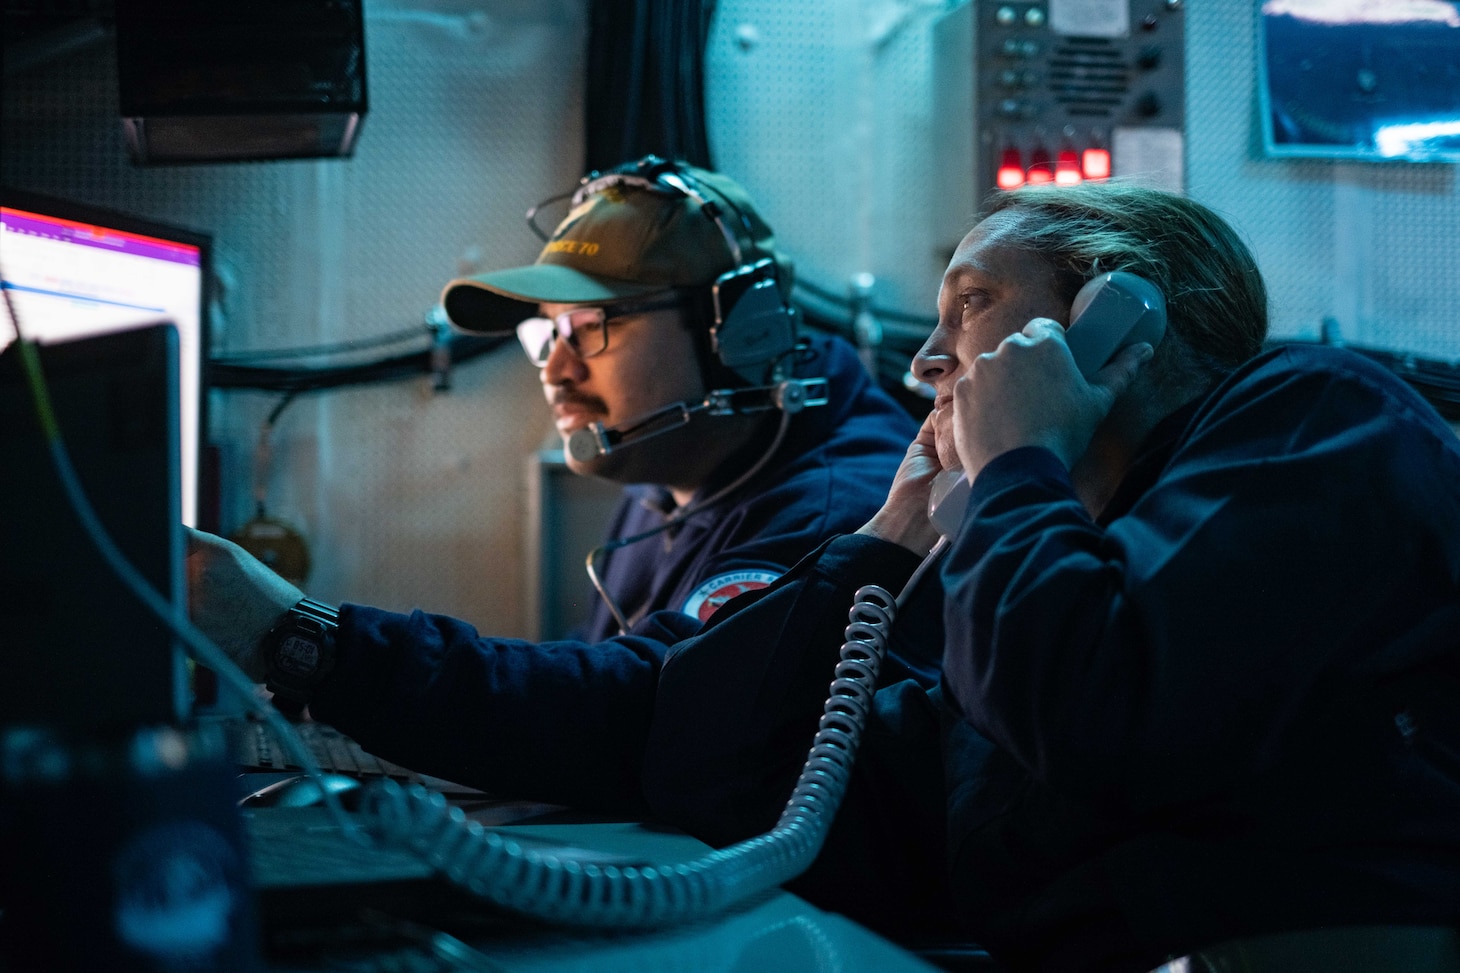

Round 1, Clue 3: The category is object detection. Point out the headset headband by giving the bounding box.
[575,162,749,269]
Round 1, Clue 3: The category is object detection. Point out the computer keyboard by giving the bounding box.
[231,717,425,783]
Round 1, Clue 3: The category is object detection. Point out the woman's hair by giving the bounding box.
[984,182,1268,385]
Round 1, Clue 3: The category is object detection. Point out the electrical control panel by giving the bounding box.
[976,0,1186,196]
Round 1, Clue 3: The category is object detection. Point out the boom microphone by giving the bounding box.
[565,378,829,462]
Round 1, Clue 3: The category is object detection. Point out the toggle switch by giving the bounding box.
[1055,148,1082,185]
[997,147,1026,190]
[1082,147,1112,180]
[1026,145,1053,185]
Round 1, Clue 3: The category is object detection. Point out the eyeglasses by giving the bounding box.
[516,294,689,366]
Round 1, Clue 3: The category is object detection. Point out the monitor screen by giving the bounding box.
[0,189,209,525]
[1258,0,1460,163]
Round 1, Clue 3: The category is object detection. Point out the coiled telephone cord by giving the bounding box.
[360,582,899,928]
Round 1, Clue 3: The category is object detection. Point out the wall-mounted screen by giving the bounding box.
[0,189,210,526]
[1258,0,1460,163]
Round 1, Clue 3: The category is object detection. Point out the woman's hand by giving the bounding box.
[857,414,947,555]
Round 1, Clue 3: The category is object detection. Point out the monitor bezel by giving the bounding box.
[0,186,213,530]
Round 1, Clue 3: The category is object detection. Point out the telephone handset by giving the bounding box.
[926,271,1167,540]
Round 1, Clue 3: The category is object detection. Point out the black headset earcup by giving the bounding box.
[622,155,799,384]
[713,278,796,382]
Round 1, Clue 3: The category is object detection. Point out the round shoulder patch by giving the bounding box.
[681,570,782,623]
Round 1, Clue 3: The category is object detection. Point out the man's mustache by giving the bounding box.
[551,388,609,414]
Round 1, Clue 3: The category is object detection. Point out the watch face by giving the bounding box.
[275,634,321,677]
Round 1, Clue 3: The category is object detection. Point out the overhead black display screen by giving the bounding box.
[1258,0,1460,163]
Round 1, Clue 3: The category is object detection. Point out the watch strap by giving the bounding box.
[264,597,340,716]
[290,597,340,630]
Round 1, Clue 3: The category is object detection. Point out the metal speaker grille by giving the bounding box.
[1048,39,1130,117]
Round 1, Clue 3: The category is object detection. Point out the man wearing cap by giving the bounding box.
[186,158,923,812]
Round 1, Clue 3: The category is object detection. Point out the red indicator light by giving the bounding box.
[1026,145,1053,185]
[996,147,1025,190]
[1055,148,1082,185]
[1082,147,1112,180]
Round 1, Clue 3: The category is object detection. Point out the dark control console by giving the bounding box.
[975,0,1186,195]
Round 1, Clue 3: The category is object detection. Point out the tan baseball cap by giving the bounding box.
[440,159,792,335]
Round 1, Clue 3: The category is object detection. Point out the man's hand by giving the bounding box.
[186,527,304,682]
[857,414,945,555]
[953,319,1152,478]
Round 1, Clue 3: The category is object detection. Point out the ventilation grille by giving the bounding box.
[1048,38,1130,117]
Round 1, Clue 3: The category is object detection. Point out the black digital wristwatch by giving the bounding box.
[263,597,339,716]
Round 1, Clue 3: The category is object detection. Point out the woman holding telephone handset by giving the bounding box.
[925,267,1166,540]
[645,182,1460,972]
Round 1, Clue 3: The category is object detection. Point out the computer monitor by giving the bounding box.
[0,188,210,526]
[1258,0,1460,163]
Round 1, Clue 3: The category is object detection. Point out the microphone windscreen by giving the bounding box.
[567,427,603,463]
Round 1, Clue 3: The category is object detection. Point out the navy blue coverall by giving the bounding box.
[644,344,1460,969]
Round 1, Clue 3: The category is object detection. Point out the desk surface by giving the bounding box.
[249,807,940,973]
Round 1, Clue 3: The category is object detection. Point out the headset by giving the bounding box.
[542,157,828,466]
[537,155,801,389]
